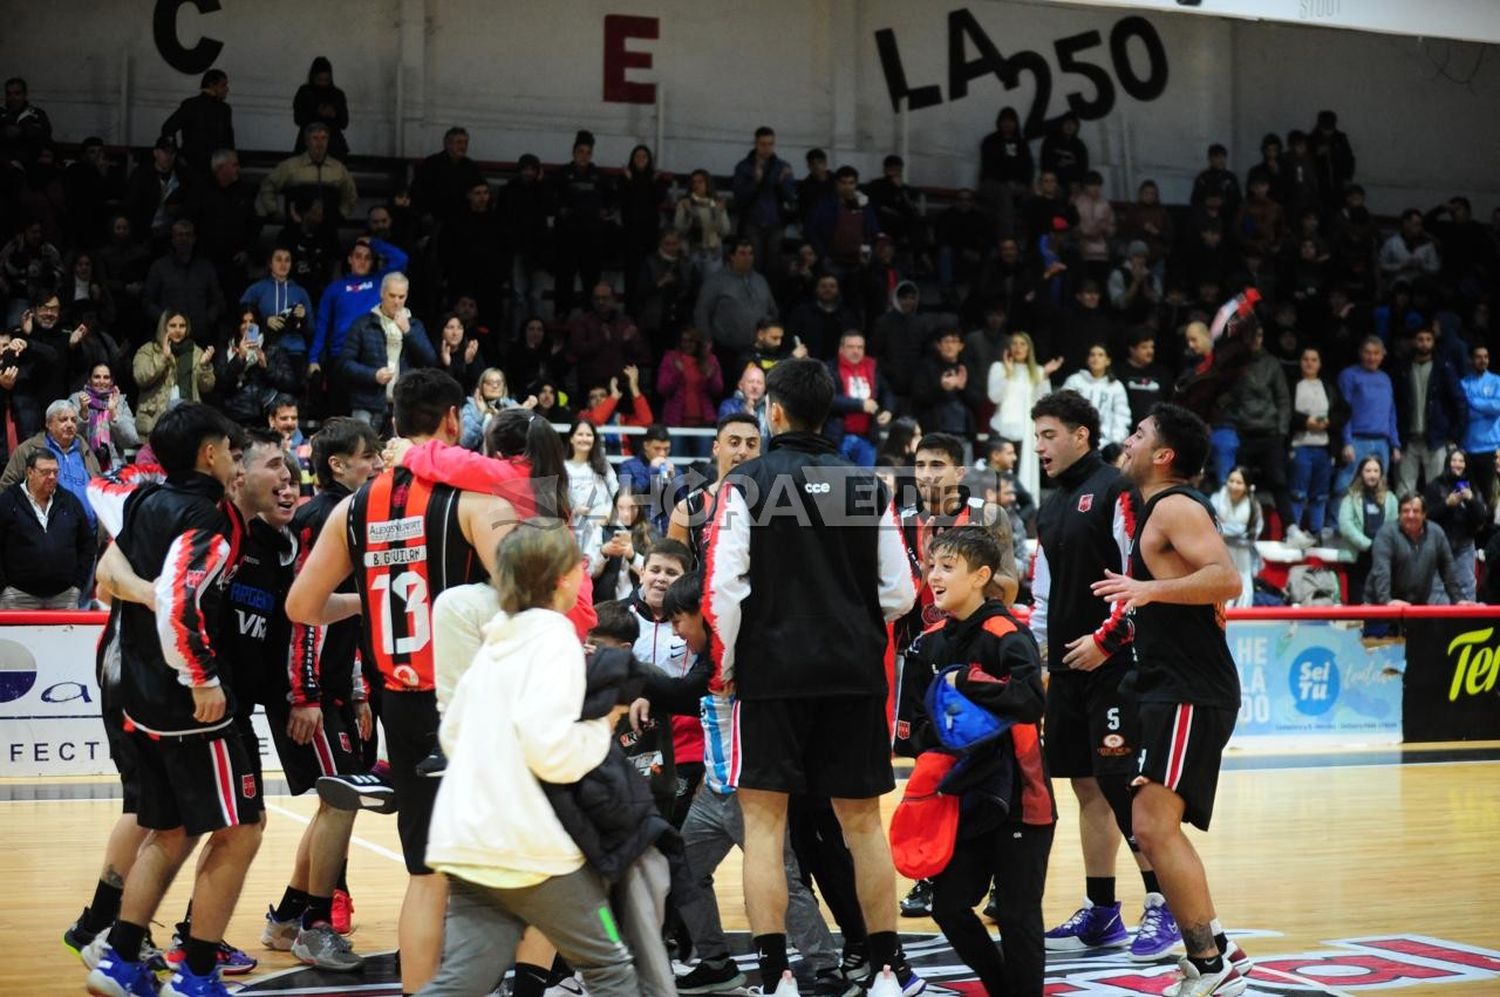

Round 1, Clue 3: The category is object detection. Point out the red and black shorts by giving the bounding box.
[265,700,364,796]
[1043,662,1139,779]
[1133,702,1236,831]
[133,726,264,836]
[735,695,895,799]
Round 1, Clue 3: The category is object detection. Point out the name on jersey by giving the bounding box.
[364,545,427,567]
[367,516,425,544]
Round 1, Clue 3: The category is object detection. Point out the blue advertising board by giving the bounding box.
[1226,620,1405,747]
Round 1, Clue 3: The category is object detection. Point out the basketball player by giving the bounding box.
[261,417,383,949]
[895,431,1019,917]
[667,412,763,563]
[287,369,516,995]
[1029,390,1180,961]
[703,359,918,994]
[1094,403,1253,996]
[84,404,261,997]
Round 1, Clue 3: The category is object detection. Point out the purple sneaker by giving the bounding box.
[1130,892,1183,961]
[1044,899,1129,951]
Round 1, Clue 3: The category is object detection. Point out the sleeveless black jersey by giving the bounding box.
[291,483,359,704]
[347,466,485,693]
[1128,484,1240,710]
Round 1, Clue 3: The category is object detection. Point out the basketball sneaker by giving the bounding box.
[80,932,110,970]
[165,936,258,975]
[1044,899,1129,950]
[1164,941,1252,996]
[900,878,933,917]
[292,921,365,971]
[837,943,868,982]
[861,962,927,996]
[676,959,748,993]
[160,965,233,997]
[84,944,158,997]
[771,970,800,995]
[332,887,356,935]
[64,906,102,957]
[317,769,399,813]
[261,905,300,951]
[812,968,862,997]
[1163,956,1248,997]
[867,966,903,997]
[416,746,448,778]
[982,886,1000,923]
[1130,892,1183,961]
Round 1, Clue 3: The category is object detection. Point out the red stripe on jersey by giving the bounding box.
[701,484,733,693]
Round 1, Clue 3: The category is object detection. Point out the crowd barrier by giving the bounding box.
[0,606,1494,777]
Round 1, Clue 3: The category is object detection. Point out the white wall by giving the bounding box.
[4,0,1496,213]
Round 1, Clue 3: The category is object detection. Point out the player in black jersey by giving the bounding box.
[667,411,762,565]
[261,417,382,951]
[1095,404,1251,997]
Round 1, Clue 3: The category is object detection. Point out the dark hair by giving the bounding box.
[730,237,755,256]
[241,426,285,459]
[589,600,640,643]
[1127,326,1156,349]
[393,369,464,439]
[928,525,1002,577]
[4,78,26,94]
[307,56,333,83]
[1398,492,1426,512]
[518,153,541,170]
[627,144,654,177]
[662,573,703,620]
[766,358,835,431]
[995,106,1020,129]
[647,537,693,575]
[1084,170,1104,186]
[25,448,58,470]
[717,412,760,437]
[264,392,298,419]
[879,416,922,465]
[149,402,240,476]
[1100,442,1124,465]
[642,423,671,445]
[806,148,827,165]
[1149,403,1211,478]
[1208,143,1227,157]
[916,431,964,467]
[311,416,380,488]
[835,165,860,182]
[1031,390,1101,450]
[754,126,775,140]
[201,69,227,89]
[883,154,904,168]
[1260,132,1282,151]
[487,408,572,520]
[444,126,468,141]
[567,417,610,479]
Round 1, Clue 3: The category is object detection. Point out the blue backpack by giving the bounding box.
[923,665,1014,752]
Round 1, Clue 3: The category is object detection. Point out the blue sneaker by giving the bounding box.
[84,945,159,997]
[1130,892,1183,961]
[1044,899,1129,951]
[160,965,232,997]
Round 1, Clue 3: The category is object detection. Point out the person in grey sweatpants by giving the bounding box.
[419,870,638,997]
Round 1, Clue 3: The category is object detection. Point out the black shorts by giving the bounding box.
[1133,702,1236,831]
[103,704,140,815]
[133,727,264,835]
[266,700,364,796]
[735,696,895,799]
[1043,663,1139,779]
[383,690,441,875]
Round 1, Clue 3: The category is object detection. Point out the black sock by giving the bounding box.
[1086,876,1116,907]
[1190,952,1225,975]
[185,935,218,977]
[177,897,193,936]
[302,894,333,928]
[512,961,550,997]
[275,886,312,922]
[336,860,350,893]
[1215,932,1231,955]
[1142,870,1162,896]
[85,881,124,932]
[868,930,901,973]
[107,920,146,962]
[755,933,789,982]
[547,954,573,986]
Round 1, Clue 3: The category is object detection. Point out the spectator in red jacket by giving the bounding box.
[656,327,723,457]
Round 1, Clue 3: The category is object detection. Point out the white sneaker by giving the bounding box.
[867,966,903,997]
[80,932,109,970]
[1285,525,1317,549]
[1163,954,1249,996]
[773,970,801,996]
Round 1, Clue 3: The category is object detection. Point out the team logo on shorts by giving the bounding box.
[338,733,352,753]
[242,774,258,799]
[895,720,911,741]
[1077,493,1094,513]
[1098,733,1131,756]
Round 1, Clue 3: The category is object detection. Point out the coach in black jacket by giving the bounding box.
[702,358,917,986]
[0,452,94,608]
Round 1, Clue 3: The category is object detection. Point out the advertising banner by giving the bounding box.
[1227,620,1405,748]
[0,618,276,778]
[1402,619,1500,742]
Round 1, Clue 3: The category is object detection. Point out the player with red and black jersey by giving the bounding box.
[287,369,515,996]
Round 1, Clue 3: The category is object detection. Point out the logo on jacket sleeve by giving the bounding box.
[1077,493,1094,513]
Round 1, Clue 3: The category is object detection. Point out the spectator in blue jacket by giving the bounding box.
[1392,322,1467,498]
[239,246,313,366]
[310,236,409,378]
[1460,342,1500,508]
[730,127,796,274]
[1334,336,1400,499]
[617,423,682,535]
[337,273,435,430]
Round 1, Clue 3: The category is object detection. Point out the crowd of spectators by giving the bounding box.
[2,65,1498,608]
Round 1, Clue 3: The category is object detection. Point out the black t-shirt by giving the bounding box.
[224,518,296,712]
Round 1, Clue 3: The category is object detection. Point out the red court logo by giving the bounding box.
[1077,493,1094,513]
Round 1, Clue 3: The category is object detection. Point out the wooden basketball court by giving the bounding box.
[5,744,1498,995]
